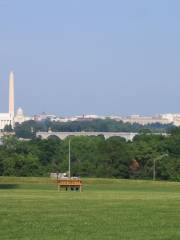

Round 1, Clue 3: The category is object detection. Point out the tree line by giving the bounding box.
[8,119,173,139]
[1,127,180,181]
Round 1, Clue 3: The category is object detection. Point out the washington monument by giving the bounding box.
[9,71,15,117]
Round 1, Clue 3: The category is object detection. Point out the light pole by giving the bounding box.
[153,153,168,181]
[68,139,71,179]
[153,158,156,181]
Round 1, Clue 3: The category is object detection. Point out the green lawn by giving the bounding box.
[0,177,180,240]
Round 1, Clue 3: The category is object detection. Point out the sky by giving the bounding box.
[0,0,180,116]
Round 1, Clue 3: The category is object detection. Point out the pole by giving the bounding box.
[153,158,156,181]
[69,139,71,179]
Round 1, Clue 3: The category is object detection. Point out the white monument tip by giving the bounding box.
[10,71,14,77]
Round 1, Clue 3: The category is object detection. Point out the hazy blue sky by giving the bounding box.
[0,0,180,116]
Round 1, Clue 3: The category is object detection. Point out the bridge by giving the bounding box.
[36,131,138,141]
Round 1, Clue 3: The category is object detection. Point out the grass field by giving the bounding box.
[0,177,180,240]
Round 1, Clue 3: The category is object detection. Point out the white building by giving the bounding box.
[122,114,171,125]
[161,113,180,126]
[14,107,27,124]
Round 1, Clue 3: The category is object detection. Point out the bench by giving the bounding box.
[57,179,82,192]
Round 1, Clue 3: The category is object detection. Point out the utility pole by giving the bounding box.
[153,158,156,181]
[68,139,71,179]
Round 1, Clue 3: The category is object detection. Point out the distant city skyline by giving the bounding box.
[1,72,180,129]
[1,1,180,116]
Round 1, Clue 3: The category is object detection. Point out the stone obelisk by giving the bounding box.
[9,71,15,117]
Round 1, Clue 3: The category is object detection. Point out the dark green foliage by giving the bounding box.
[15,120,47,139]
[1,129,180,180]
[4,124,13,132]
[14,119,172,139]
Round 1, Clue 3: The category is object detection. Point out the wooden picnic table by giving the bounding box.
[57,178,82,192]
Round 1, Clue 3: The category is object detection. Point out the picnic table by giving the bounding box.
[57,178,82,192]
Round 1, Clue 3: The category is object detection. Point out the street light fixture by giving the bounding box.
[68,139,71,179]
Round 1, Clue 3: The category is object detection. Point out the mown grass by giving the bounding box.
[0,177,180,240]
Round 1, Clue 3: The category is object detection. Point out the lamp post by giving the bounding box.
[153,158,156,181]
[153,153,168,181]
[68,139,71,179]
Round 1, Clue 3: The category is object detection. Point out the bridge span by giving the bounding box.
[36,131,138,141]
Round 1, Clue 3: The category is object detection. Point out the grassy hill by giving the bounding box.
[0,177,180,240]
